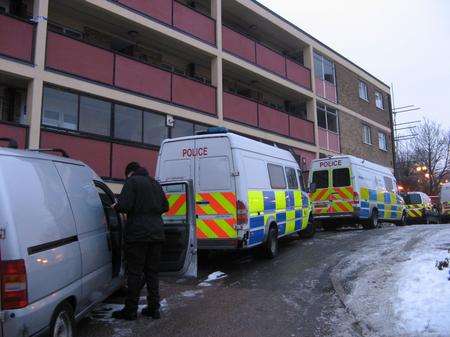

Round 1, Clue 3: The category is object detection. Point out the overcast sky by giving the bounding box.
[258,0,450,132]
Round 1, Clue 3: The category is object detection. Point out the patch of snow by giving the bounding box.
[204,271,227,282]
[395,240,450,335]
[113,328,132,337]
[198,282,212,287]
[181,289,203,298]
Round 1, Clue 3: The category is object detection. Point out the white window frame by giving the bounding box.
[359,81,369,101]
[362,124,372,145]
[317,103,339,134]
[375,91,384,110]
[378,132,388,151]
[314,52,336,85]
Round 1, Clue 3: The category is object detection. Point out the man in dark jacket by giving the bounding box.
[112,162,169,321]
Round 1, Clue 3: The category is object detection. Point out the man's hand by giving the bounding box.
[111,202,118,209]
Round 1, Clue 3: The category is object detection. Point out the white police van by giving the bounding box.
[0,140,196,337]
[156,127,314,258]
[308,155,406,229]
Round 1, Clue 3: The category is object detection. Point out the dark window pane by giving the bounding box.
[298,169,307,191]
[403,193,421,205]
[317,106,327,129]
[312,170,329,189]
[114,104,142,142]
[42,87,78,130]
[268,164,287,189]
[332,168,350,187]
[314,54,324,79]
[285,167,299,189]
[323,58,335,84]
[79,96,111,136]
[172,119,194,138]
[143,111,167,146]
[327,112,338,132]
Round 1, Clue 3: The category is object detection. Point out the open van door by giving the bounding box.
[160,180,197,278]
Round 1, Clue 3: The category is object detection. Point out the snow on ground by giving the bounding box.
[197,271,227,287]
[180,289,203,298]
[395,236,450,335]
[333,225,450,337]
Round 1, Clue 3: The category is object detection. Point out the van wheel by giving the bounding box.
[396,212,407,226]
[263,225,278,259]
[50,302,75,337]
[299,218,315,239]
[322,223,337,231]
[363,209,378,229]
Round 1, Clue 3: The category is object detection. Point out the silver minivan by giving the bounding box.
[0,147,197,337]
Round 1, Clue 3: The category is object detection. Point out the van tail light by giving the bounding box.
[1,259,28,310]
[352,191,360,205]
[236,200,248,229]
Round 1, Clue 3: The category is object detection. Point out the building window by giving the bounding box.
[378,132,388,151]
[79,96,111,136]
[114,104,142,142]
[314,53,335,84]
[359,81,369,101]
[317,103,339,133]
[362,124,372,145]
[171,118,194,138]
[375,92,384,109]
[42,87,78,130]
[143,111,167,146]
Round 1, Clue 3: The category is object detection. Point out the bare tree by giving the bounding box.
[397,119,450,194]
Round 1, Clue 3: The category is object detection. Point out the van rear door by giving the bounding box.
[160,180,197,277]
[329,167,354,214]
[194,137,238,248]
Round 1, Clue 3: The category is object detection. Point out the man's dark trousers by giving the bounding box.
[125,242,162,313]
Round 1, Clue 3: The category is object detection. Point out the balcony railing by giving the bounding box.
[40,130,158,179]
[45,31,217,115]
[315,77,337,103]
[115,0,216,45]
[0,121,28,149]
[318,127,340,153]
[222,25,312,90]
[223,91,315,144]
[0,14,35,63]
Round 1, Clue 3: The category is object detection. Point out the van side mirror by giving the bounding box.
[309,182,317,194]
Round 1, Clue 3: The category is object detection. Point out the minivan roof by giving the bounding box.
[161,132,297,163]
[0,148,101,180]
[311,155,394,176]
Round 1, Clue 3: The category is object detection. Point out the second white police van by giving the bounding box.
[308,155,406,230]
[156,128,314,258]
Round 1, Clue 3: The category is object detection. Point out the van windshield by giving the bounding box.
[403,193,421,205]
[312,170,329,189]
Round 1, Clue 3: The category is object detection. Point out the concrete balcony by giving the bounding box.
[318,127,340,153]
[0,14,35,63]
[45,31,217,115]
[223,91,315,144]
[115,0,216,45]
[0,122,28,149]
[222,25,311,90]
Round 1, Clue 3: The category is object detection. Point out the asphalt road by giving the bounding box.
[76,224,447,337]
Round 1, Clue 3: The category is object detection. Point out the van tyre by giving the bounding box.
[396,212,407,226]
[299,217,315,239]
[363,209,378,229]
[264,226,278,259]
[50,302,75,337]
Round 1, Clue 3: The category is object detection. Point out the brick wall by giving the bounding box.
[339,111,394,168]
[335,62,392,127]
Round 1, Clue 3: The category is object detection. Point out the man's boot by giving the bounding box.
[141,307,161,319]
[112,308,137,321]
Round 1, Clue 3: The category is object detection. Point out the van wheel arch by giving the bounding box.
[363,208,378,229]
[49,300,76,337]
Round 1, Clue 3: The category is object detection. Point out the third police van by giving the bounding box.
[308,155,406,230]
[156,128,314,258]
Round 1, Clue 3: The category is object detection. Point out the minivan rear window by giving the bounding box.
[268,164,287,189]
[312,170,329,189]
[333,168,350,187]
[285,167,299,190]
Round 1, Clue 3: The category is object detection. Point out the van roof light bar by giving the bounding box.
[0,137,18,149]
[196,127,228,135]
[29,148,70,158]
